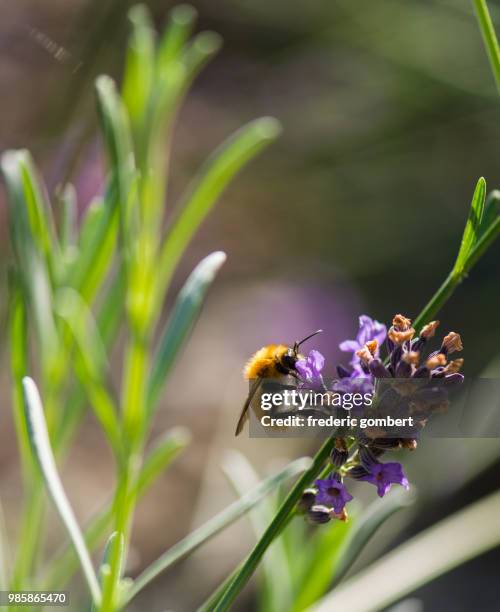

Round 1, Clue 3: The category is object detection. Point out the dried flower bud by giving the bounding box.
[421,320,440,339]
[392,314,412,331]
[444,358,464,374]
[388,327,415,345]
[403,351,420,366]
[369,438,403,450]
[356,345,374,365]
[426,353,446,369]
[331,438,349,467]
[307,505,331,524]
[331,507,349,522]
[297,488,317,514]
[401,438,418,450]
[441,332,463,355]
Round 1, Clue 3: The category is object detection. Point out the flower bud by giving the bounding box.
[307,505,331,524]
[297,488,317,514]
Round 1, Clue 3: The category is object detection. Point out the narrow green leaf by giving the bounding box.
[330,487,415,588]
[95,76,137,248]
[1,150,57,279]
[479,189,500,237]
[182,31,223,83]
[70,189,119,304]
[154,117,281,320]
[463,211,500,274]
[157,4,197,70]
[2,152,61,380]
[43,427,190,589]
[8,275,34,480]
[473,0,500,96]
[58,183,78,252]
[310,489,500,612]
[292,516,353,611]
[27,256,62,382]
[78,198,105,250]
[99,531,124,583]
[223,451,292,612]
[136,427,191,496]
[453,177,486,277]
[147,251,226,416]
[123,457,313,605]
[122,5,156,133]
[96,266,127,348]
[22,377,101,606]
[55,288,122,455]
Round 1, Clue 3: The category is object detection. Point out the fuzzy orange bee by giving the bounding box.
[235,330,322,436]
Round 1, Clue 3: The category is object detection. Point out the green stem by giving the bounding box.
[412,272,458,333]
[473,0,500,96]
[101,328,149,610]
[99,462,136,612]
[200,438,336,612]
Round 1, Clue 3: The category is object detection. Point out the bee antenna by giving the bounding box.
[295,329,323,351]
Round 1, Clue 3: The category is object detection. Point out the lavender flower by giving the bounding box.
[339,315,387,367]
[296,349,325,383]
[314,475,353,513]
[298,312,464,526]
[355,460,409,497]
[333,315,386,395]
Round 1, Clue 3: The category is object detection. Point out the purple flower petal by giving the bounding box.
[308,350,325,376]
[295,359,310,379]
[358,461,410,497]
[339,340,360,353]
[315,476,353,514]
[297,350,325,383]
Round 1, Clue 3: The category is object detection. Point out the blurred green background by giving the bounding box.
[1,0,500,610]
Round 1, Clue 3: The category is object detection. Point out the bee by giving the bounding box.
[235,330,323,436]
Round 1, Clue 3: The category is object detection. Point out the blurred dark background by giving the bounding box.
[1,1,500,610]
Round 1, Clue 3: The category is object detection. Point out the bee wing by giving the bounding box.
[235,378,263,436]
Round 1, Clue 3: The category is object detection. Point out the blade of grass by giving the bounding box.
[480,189,500,236]
[309,489,500,612]
[2,152,62,382]
[2,150,58,281]
[223,451,293,612]
[153,117,281,322]
[58,183,78,254]
[122,5,155,137]
[453,176,486,276]
[157,4,197,69]
[22,377,101,606]
[292,516,353,612]
[95,75,137,262]
[55,288,122,457]
[123,456,313,605]
[8,275,34,480]
[147,251,226,417]
[329,487,415,588]
[473,0,500,95]
[462,209,500,273]
[43,427,190,590]
[69,185,119,305]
